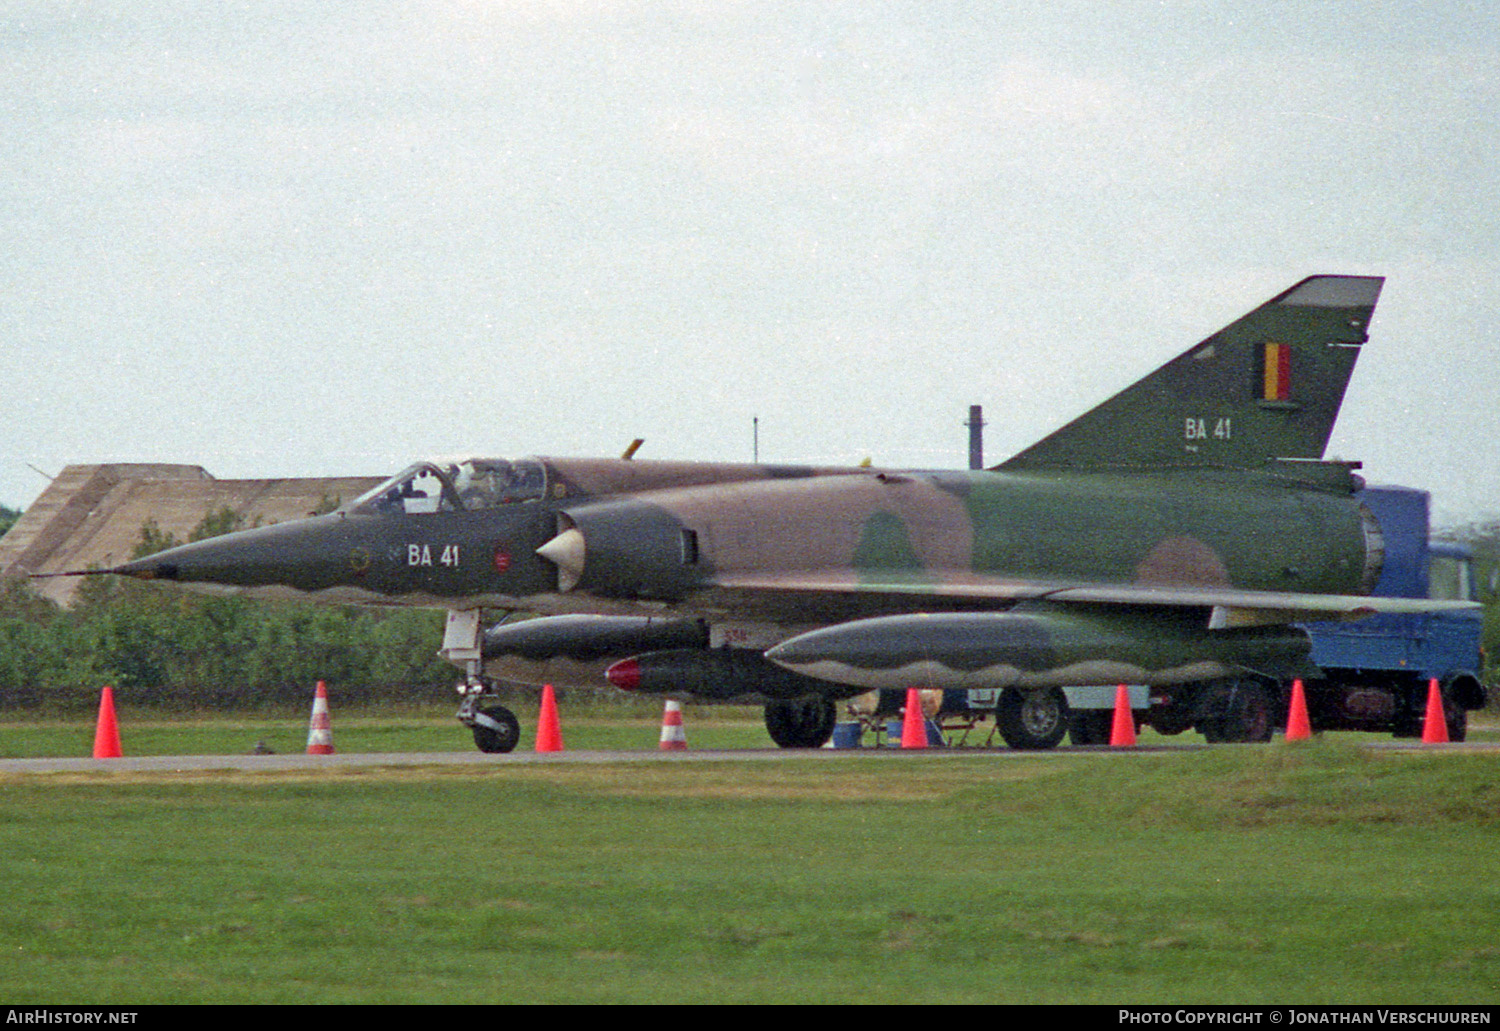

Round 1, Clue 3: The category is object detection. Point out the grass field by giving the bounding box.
[0,714,1497,1004]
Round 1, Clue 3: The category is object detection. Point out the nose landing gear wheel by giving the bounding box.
[470,705,520,754]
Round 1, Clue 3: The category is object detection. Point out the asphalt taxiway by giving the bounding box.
[0,746,1186,774]
[2,739,1494,774]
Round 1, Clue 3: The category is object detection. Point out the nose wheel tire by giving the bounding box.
[470,704,520,754]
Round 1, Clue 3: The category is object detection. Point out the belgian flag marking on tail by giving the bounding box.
[1260,342,1291,402]
[997,275,1383,472]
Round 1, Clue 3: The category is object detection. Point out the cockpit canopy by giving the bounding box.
[349,458,547,515]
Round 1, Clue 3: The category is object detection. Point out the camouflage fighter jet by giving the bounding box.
[68,275,1478,752]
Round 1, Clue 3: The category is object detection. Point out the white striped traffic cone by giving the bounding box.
[306,681,335,755]
[659,700,687,751]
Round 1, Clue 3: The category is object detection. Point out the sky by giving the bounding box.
[3,1,1498,526]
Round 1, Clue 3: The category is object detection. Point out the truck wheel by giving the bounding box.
[1395,683,1471,741]
[1197,679,1272,743]
[997,687,1068,750]
[1230,681,1274,742]
[1443,689,1469,742]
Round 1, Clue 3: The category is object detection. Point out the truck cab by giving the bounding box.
[1299,486,1486,739]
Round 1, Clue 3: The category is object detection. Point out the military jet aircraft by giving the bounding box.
[63,274,1478,752]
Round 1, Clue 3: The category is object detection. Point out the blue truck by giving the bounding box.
[1295,485,1486,741]
[1066,485,1486,744]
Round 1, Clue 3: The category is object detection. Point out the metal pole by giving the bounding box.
[965,405,985,470]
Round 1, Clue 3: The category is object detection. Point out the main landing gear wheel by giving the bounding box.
[764,698,837,749]
[996,687,1069,750]
[1198,679,1273,744]
[470,704,520,754]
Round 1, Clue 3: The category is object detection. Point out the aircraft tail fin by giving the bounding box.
[998,275,1384,473]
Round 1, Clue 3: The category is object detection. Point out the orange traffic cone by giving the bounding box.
[536,684,564,752]
[306,681,334,755]
[659,699,687,751]
[1422,678,1449,744]
[900,688,927,749]
[1109,684,1136,747]
[92,686,122,759]
[1285,679,1312,741]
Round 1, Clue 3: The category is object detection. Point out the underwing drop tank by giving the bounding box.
[765,606,1317,691]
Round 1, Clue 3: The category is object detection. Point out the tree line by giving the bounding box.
[0,575,458,713]
[0,508,458,713]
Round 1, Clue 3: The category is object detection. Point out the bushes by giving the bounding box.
[0,576,458,713]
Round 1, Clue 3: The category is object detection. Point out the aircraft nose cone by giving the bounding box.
[112,555,181,581]
[111,515,360,592]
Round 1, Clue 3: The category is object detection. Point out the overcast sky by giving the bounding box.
[3,1,1497,525]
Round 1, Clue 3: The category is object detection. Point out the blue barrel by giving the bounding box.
[830,722,863,748]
